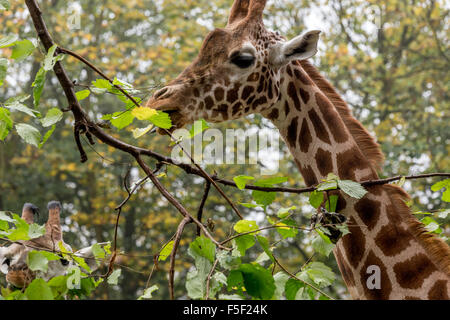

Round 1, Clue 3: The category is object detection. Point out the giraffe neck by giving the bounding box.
[262,61,450,299]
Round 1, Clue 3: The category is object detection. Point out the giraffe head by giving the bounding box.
[0,201,103,288]
[146,0,320,133]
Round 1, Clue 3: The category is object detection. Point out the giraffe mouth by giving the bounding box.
[154,107,187,135]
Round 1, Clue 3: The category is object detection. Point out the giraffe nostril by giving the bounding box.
[154,87,169,99]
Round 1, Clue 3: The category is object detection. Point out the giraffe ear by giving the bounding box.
[270,30,321,66]
[228,0,250,25]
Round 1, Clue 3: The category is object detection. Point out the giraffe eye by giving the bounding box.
[230,54,255,69]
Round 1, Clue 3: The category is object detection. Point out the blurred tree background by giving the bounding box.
[0,0,448,299]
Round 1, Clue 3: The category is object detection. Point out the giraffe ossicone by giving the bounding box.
[146,0,450,299]
[0,201,104,289]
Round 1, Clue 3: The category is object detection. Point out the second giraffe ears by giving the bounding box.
[269,30,321,67]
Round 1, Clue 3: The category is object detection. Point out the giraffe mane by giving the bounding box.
[384,184,450,277]
[298,60,385,172]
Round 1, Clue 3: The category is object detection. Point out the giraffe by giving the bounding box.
[0,201,102,288]
[145,0,450,299]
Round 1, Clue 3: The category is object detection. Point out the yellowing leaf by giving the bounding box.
[132,107,156,120]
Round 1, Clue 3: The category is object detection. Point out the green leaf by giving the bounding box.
[233,175,254,190]
[309,190,324,209]
[217,250,241,270]
[0,211,15,223]
[317,180,338,191]
[437,209,450,219]
[255,177,288,186]
[337,180,368,199]
[38,125,56,148]
[40,108,63,127]
[149,111,172,129]
[28,223,45,239]
[15,123,41,147]
[25,278,54,300]
[0,107,13,140]
[27,251,50,272]
[272,271,290,299]
[158,240,174,261]
[138,285,159,300]
[0,58,7,86]
[285,278,305,300]
[11,39,36,61]
[421,216,442,234]
[5,99,38,118]
[107,269,121,285]
[233,220,259,234]
[32,67,46,107]
[110,110,134,130]
[227,269,245,292]
[305,262,335,287]
[186,247,212,299]
[72,255,92,274]
[312,230,335,257]
[238,263,275,300]
[91,243,106,260]
[0,34,17,48]
[431,179,450,202]
[0,1,11,11]
[276,206,297,219]
[251,190,276,207]
[48,275,69,298]
[232,234,255,257]
[43,44,60,71]
[238,202,261,209]
[256,236,275,262]
[190,236,216,263]
[276,219,298,239]
[75,90,90,101]
[189,119,210,138]
[325,195,339,212]
[92,78,112,91]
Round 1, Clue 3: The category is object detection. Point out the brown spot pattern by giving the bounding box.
[241,86,254,101]
[298,118,312,153]
[315,148,333,177]
[205,96,214,109]
[342,217,366,269]
[214,87,224,101]
[335,247,355,287]
[295,160,317,186]
[287,117,298,148]
[287,82,301,111]
[267,108,279,120]
[336,147,368,180]
[315,92,349,143]
[393,254,438,289]
[428,280,449,300]
[299,87,310,104]
[359,250,392,300]
[374,224,413,256]
[354,198,381,231]
[308,108,331,145]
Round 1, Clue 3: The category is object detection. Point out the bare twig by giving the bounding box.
[197,181,212,236]
[205,258,219,300]
[168,216,191,300]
